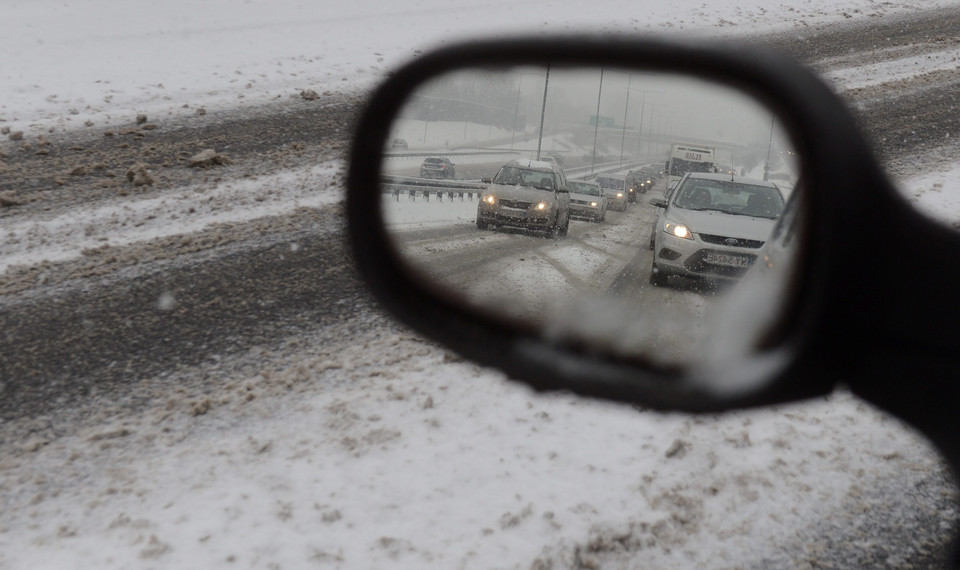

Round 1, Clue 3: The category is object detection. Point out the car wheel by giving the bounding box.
[559,213,570,236]
[649,263,668,287]
[649,231,656,250]
[476,218,489,230]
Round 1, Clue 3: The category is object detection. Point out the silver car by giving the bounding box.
[476,159,571,236]
[649,173,785,287]
[567,180,608,222]
[595,173,628,211]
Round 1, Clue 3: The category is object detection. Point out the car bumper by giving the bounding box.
[477,206,554,228]
[569,203,603,219]
[654,233,760,280]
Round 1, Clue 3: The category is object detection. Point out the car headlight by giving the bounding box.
[535,201,548,210]
[617,192,624,198]
[590,201,598,207]
[484,195,496,205]
[664,221,693,239]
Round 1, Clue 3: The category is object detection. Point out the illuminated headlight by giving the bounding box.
[590,201,598,207]
[484,195,496,205]
[535,202,548,210]
[664,221,693,239]
[616,192,624,198]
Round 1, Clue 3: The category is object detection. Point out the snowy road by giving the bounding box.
[4,3,960,568]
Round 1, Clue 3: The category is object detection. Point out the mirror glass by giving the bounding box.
[380,66,801,372]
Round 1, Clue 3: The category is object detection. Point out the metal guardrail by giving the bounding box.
[382,175,485,202]
[380,156,656,203]
[566,160,644,180]
[384,149,521,160]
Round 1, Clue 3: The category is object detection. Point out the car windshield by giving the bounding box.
[493,166,557,190]
[596,177,624,191]
[674,179,784,219]
[569,182,601,196]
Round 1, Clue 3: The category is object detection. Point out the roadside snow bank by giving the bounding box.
[0,331,953,568]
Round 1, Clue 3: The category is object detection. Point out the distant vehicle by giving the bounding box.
[625,168,656,200]
[391,138,409,150]
[476,158,571,237]
[567,180,607,222]
[594,173,628,211]
[543,152,564,166]
[420,156,456,179]
[648,172,785,287]
[666,143,715,187]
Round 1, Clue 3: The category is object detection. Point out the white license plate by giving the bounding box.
[704,252,751,267]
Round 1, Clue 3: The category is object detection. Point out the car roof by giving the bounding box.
[683,172,779,188]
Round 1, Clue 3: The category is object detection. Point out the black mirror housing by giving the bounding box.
[346,36,960,478]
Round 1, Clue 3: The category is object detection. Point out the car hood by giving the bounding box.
[667,208,776,241]
[486,184,557,202]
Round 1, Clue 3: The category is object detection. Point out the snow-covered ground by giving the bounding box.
[3,1,960,569]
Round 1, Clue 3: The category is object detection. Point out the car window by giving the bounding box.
[493,166,556,190]
[570,182,601,196]
[596,177,624,191]
[581,183,598,195]
[674,180,784,218]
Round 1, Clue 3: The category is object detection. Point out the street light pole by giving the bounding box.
[619,74,632,167]
[764,114,775,180]
[536,65,550,161]
[510,77,523,151]
[591,68,604,174]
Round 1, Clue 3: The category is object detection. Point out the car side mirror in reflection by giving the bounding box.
[345,37,960,457]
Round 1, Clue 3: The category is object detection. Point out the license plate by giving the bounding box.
[704,252,751,267]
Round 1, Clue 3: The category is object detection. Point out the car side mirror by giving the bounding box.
[346,36,956,425]
[649,198,667,208]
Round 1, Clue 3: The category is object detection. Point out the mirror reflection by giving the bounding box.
[381,66,800,367]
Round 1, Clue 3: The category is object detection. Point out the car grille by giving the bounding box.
[500,199,533,209]
[699,233,764,249]
[571,199,592,205]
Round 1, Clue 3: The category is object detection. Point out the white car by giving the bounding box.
[567,180,608,222]
[649,172,785,287]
